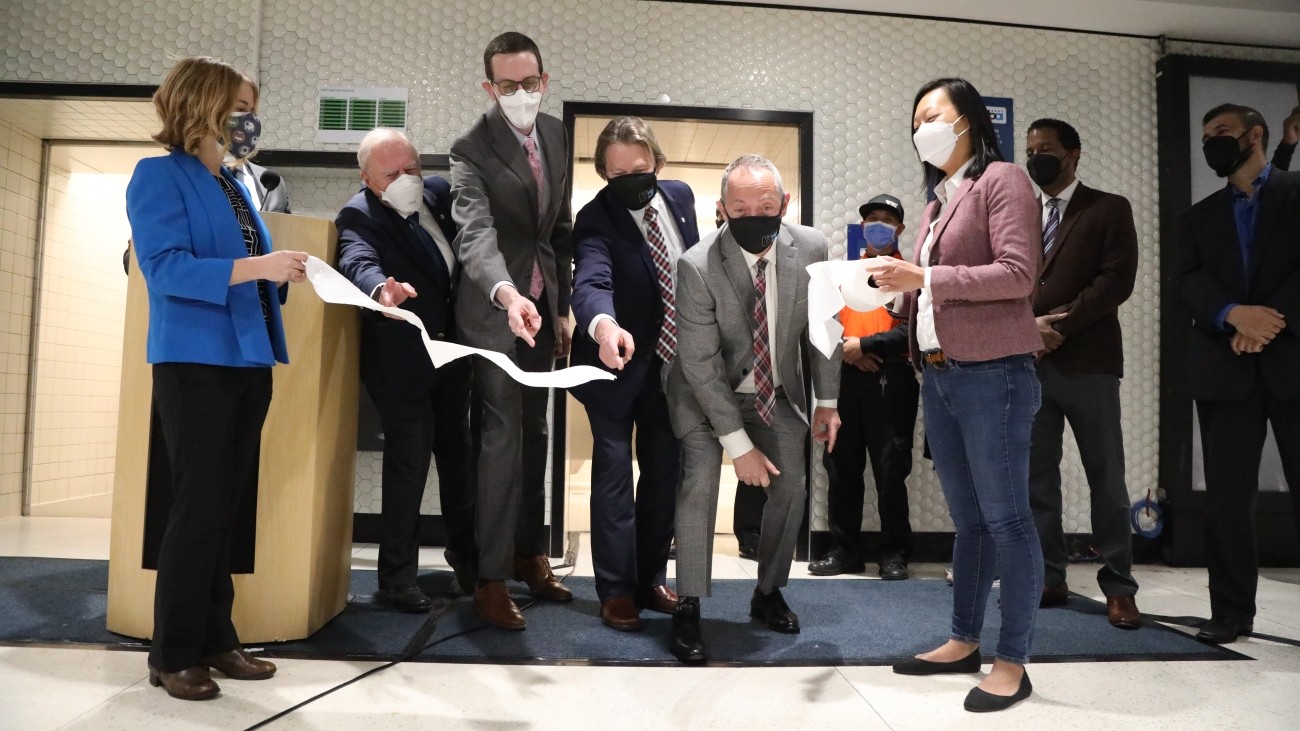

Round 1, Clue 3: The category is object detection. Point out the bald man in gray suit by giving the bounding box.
[666,155,841,664]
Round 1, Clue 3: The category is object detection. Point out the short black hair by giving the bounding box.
[483,32,544,81]
[1028,118,1082,151]
[1202,103,1270,152]
[911,77,1003,191]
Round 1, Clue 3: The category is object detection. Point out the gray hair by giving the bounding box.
[720,154,785,201]
[357,127,418,172]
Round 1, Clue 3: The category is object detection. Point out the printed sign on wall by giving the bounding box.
[983,96,1015,163]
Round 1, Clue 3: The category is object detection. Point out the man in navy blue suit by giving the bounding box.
[336,128,477,612]
[570,117,700,631]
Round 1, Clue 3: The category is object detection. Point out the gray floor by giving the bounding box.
[1,516,1298,730]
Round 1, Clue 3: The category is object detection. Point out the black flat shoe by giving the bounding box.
[749,588,800,634]
[669,599,707,664]
[892,648,982,675]
[1196,616,1253,644]
[375,584,433,613]
[964,672,1032,713]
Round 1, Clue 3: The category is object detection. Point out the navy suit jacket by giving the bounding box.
[336,176,460,395]
[1178,167,1300,401]
[570,180,699,421]
[126,149,288,367]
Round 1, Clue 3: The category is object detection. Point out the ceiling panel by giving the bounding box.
[0,98,158,142]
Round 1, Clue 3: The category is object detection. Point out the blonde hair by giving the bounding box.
[152,56,257,158]
[593,116,667,179]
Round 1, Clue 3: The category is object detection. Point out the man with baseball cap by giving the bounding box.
[809,193,919,579]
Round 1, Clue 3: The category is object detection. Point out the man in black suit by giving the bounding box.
[1180,103,1300,644]
[336,128,476,612]
[1023,118,1141,629]
[570,116,699,631]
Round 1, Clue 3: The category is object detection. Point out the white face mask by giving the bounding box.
[497,89,543,131]
[913,114,967,168]
[380,174,424,217]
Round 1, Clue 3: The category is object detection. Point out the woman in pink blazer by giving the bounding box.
[872,77,1043,713]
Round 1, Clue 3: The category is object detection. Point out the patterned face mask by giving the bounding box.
[226,111,262,159]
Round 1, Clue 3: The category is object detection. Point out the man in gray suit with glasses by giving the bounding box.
[450,31,573,631]
[666,154,841,663]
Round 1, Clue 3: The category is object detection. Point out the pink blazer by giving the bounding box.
[906,161,1042,367]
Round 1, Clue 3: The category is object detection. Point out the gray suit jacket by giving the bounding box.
[667,223,839,439]
[450,109,573,351]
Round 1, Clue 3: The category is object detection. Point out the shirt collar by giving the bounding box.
[1042,177,1081,205]
[506,118,540,149]
[1231,163,1272,200]
[738,231,781,271]
[935,158,975,205]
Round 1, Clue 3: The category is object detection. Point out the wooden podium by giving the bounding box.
[107,213,359,643]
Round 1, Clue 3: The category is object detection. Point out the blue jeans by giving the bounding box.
[923,354,1043,664]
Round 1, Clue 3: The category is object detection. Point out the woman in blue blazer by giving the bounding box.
[125,56,307,701]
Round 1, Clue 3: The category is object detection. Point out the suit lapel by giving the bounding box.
[486,111,539,222]
[1042,184,1093,272]
[929,177,975,256]
[719,227,759,331]
[774,229,797,366]
[1207,188,1245,292]
[538,115,567,225]
[604,190,658,284]
[1248,171,1289,290]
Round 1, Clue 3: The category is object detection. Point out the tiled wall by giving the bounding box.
[2,0,1299,532]
[0,121,42,519]
[26,147,132,516]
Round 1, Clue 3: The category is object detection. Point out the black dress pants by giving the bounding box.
[149,362,271,672]
[822,362,918,563]
[368,357,476,591]
[1197,381,1300,622]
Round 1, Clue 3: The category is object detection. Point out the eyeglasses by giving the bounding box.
[492,76,543,96]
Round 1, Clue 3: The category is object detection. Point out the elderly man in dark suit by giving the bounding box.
[450,32,573,630]
[336,128,476,612]
[1180,103,1300,644]
[570,117,699,632]
[1022,118,1141,629]
[666,154,840,664]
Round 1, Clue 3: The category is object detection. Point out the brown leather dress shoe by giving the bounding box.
[1040,583,1070,608]
[1106,595,1141,629]
[513,554,573,602]
[474,580,526,630]
[204,648,276,680]
[636,584,679,615]
[149,664,219,701]
[600,596,643,632]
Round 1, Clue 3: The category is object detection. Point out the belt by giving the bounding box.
[922,350,948,368]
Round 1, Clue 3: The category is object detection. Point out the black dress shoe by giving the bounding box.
[892,648,982,675]
[965,672,1032,713]
[749,588,800,634]
[737,532,760,561]
[1196,616,1253,644]
[444,549,477,595]
[1040,583,1070,608]
[808,550,866,576]
[375,584,433,613]
[669,598,707,664]
[878,555,909,581]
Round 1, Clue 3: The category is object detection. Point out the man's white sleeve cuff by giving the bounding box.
[489,281,516,310]
[589,313,616,341]
[718,429,754,461]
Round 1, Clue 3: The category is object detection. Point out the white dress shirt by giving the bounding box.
[1040,177,1081,229]
[916,158,974,353]
[587,192,685,340]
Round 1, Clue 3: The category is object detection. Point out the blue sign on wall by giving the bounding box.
[846,223,866,260]
[983,96,1015,163]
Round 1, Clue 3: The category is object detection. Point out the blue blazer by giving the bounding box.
[336,176,459,395]
[569,180,699,420]
[126,149,288,367]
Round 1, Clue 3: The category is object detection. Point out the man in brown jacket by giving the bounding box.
[1024,118,1141,629]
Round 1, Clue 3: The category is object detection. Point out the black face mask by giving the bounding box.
[1203,131,1253,178]
[1026,153,1065,188]
[606,172,658,210]
[726,212,784,254]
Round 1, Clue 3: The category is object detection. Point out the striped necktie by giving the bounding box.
[752,257,774,426]
[1042,197,1061,256]
[643,205,677,362]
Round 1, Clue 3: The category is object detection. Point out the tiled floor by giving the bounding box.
[1,516,1298,730]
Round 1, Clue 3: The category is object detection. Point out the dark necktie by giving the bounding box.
[1042,197,1061,256]
[752,257,774,426]
[643,205,677,362]
[523,136,545,300]
[406,213,450,292]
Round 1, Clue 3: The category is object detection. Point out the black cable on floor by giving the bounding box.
[243,553,578,731]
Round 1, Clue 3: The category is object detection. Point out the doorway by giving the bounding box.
[558,102,813,557]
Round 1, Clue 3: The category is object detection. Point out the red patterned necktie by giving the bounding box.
[752,257,774,425]
[642,205,678,362]
[523,136,544,300]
